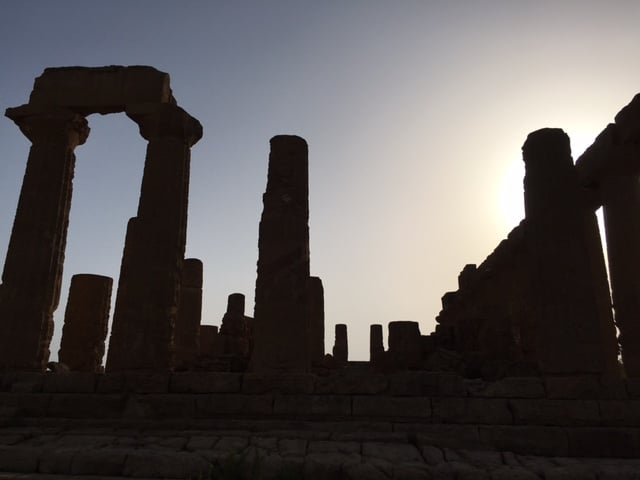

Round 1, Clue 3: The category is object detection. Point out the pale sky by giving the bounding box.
[0,1,639,360]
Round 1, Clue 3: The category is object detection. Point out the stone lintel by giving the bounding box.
[28,66,175,114]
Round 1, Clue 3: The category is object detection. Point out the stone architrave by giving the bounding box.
[106,104,202,372]
[58,274,113,372]
[0,108,89,371]
[249,136,311,372]
[174,258,203,370]
[388,321,422,369]
[333,324,348,366]
[369,324,384,364]
[307,276,325,365]
[523,128,618,375]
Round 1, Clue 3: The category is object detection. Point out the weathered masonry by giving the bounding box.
[0,66,202,372]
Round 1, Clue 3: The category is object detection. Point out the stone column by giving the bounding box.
[0,108,89,371]
[58,274,113,372]
[369,324,384,364]
[249,135,311,372]
[602,174,640,375]
[106,104,202,372]
[388,321,422,369]
[174,258,203,370]
[333,324,348,366]
[199,325,219,358]
[523,128,618,375]
[307,276,325,365]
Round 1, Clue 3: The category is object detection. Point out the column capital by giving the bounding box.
[5,105,89,148]
[126,103,202,147]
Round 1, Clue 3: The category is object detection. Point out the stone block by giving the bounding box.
[308,440,360,455]
[490,465,540,480]
[331,431,407,443]
[599,400,640,426]
[242,373,315,394]
[432,398,512,424]
[509,399,600,426]
[0,445,40,472]
[411,425,484,450]
[251,436,278,453]
[170,372,242,393]
[278,437,308,456]
[42,373,96,393]
[344,463,388,480]
[0,393,51,417]
[352,396,431,418]
[185,435,219,451]
[3,373,43,393]
[304,452,361,478]
[362,441,423,463]
[123,394,195,419]
[96,373,125,392]
[314,373,388,394]
[466,377,545,398]
[196,393,273,416]
[545,376,600,399]
[70,447,128,475]
[567,427,640,458]
[123,372,170,393]
[478,425,568,457]
[47,394,126,418]
[273,395,351,417]
[39,446,77,473]
[123,449,211,479]
[390,372,466,396]
[598,375,628,399]
[626,377,640,398]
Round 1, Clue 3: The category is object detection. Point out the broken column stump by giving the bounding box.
[174,258,203,371]
[219,293,252,368]
[370,324,384,364]
[250,136,312,372]
[333,324,348,366]
[388,321,422,369]
[58,274,113,372]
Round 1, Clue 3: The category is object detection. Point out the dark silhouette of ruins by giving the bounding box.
[1,67,640,478]
[1,66,639,380]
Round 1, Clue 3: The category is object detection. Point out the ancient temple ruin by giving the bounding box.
[1,67,640,478]
[0,66,639,381]
[0,67,202,372]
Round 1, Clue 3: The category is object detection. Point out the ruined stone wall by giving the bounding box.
[434,224,534,377]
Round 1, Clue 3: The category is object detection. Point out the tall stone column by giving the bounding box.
[0,108,89,371]
[249,136,311,372]
[106,104,202,372]
[603,174,640,375]
[59,274,113,372]
[174,258,203,370]
[523,128,618,375]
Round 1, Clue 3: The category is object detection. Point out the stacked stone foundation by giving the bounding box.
[2,372,640,478]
